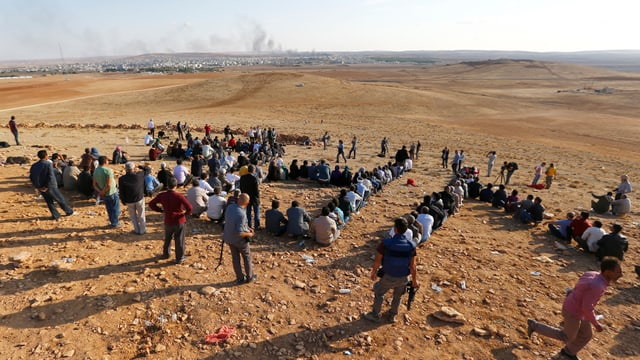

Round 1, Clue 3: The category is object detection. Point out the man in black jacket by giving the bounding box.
[29,150,75,220]
[596,224,628,261]
[239,164,261,229]
[119,162,146,235]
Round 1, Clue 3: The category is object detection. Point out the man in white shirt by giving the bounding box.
[346,185,363,212]
[147,119,155,138]
[173,159,191,187]
[578,220,607,253]
[207,187,227,224]
[416,207,434,244]
[144,131,154,146]
[224,168,241,192]
[224,151,236,170]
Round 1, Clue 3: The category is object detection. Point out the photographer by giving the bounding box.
[363,217,419,323]
[505,161,518,185]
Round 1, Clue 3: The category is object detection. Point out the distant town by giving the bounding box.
[1,50,640,75]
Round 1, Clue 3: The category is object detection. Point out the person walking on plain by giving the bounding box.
[527,258,623,360]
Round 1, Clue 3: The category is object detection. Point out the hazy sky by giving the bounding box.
[2,0,638,61]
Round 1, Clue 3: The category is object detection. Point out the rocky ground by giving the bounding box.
[0,64,639,359]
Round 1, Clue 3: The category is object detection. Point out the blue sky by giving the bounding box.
[2,0,638,61]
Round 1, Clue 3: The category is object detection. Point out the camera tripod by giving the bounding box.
[495,171,505,185]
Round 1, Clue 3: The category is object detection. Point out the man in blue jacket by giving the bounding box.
[363,217,420,323]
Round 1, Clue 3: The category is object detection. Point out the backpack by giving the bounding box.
[508,162,518,171]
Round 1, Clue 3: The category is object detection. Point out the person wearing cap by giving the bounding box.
[119,162,146,235]
[8,115,19,145]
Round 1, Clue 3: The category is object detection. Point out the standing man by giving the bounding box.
[336,139,347,163]
[380,137,389,156]
[322,131,329,150]
[8,115,19,145]
[527,258,623,360]
[532,162,546,185]
[487,151,497,177]
[239,164,261,229]
[363,217,419,323]
[348,135,357,159]
[441,146,449,169]
[149,177,192,264]
[93,156,121,228]
[223,193,256,284]
[147,118,155,138]
[119,162,146,235]
[545,163,556,189]
[29,150,75,220]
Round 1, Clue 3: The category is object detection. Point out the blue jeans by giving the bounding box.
[41,187,73,219]
[103,193,121,226]
[246,202,260,228]
[532,174,541,185]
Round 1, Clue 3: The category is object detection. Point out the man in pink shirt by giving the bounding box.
[527,258,623,360]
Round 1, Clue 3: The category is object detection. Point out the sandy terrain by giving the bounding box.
[0,61,638,360]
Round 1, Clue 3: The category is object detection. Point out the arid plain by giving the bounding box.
[0,61,638,359]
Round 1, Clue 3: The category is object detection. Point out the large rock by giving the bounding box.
[433,306,466,324]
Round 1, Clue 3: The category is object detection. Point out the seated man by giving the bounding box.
[596,224,628,261]
[206,187,227,224]
[186,178,208,218]
[611,194,631,216]
[143,166,163,197]
[317,159,331,185]
[504,190,519,213]
[286,200,311,237]
[467,177,482,199]
[576,220,606,253]
[521,197,544,224]
[570,211,592,243]
[478,183,494,203]
[591,192,614,214]
[77,165,94,198]
[311,207,339,246]
[265,200,288,236]
[327,201,345,230]
[416,207,434,244]
[491,185,507,208]
[173,159,192,188]
[547,211,575,242]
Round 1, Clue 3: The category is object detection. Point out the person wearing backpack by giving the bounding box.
[363,217,420,323]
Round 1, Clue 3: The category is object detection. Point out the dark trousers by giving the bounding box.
[163,223,186,261]
[41,187,73,219]
[229,241,253,282]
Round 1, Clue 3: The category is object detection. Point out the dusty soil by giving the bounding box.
[0,61,638,360]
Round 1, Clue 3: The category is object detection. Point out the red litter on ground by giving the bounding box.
[406,178,417,186]
[205,325,236,343]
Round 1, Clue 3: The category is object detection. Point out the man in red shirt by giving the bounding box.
[570,211,592,243]
[149,144,163,161]
[149,177,192,264]
[204,124,211,137]
[527,258,623,360]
